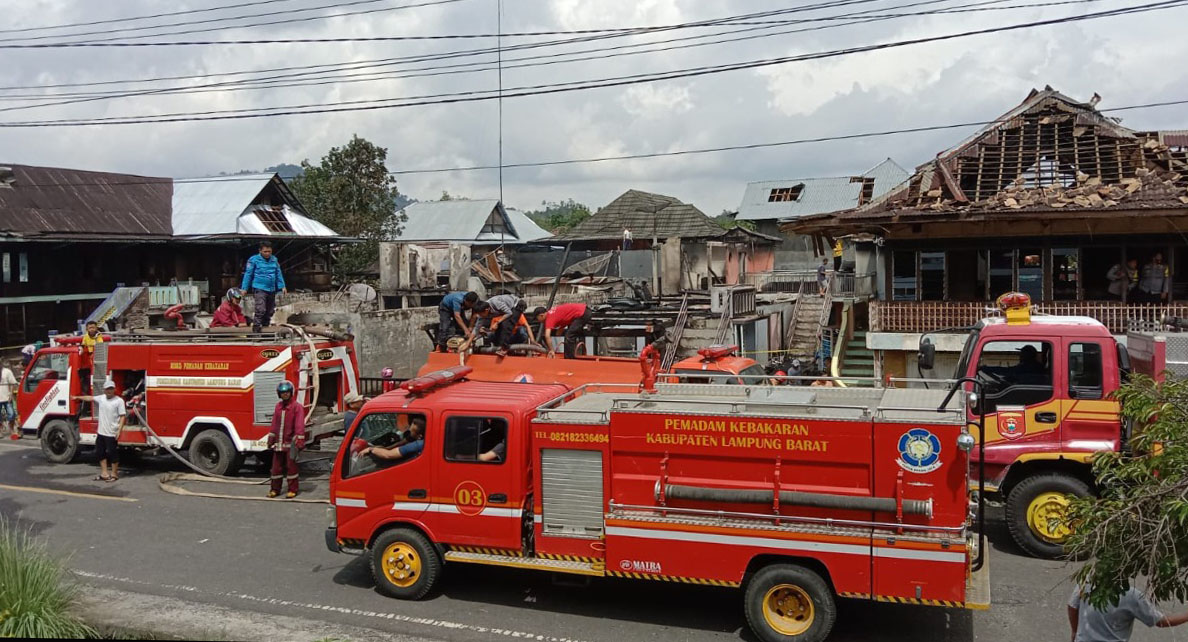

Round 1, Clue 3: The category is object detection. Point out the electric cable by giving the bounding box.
[1,0,1179,127]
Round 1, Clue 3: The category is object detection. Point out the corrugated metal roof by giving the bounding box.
[506,208,551,242]
[171,173,337,238]
[0,163,172,238]
[736,159,908,221]
[395,199,524,243]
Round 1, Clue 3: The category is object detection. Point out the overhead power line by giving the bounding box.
[0,0,305,35]
[8,98,1187,186]
[1,0,1181,127]
[0,0,891,47]
[0,0,1019,112]
[0,0,473,46]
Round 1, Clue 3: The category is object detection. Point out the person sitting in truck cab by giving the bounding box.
[362,417,425,461]
[478,438,506,462]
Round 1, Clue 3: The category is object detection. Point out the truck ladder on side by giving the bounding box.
[661,294,689,372]
[443,550,605,577]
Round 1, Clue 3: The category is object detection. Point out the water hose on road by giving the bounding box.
[131,405,330,504]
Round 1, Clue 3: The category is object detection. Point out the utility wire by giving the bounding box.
[0,0,894,47]
[0,0,1075,114]
[8,98,1186,186]
[0,0,305,35]
[0,0,473,46]
[2,0,1180,127]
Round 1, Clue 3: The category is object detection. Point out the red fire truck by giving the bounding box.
[326,366,988,642]
[19,326,361,476]
[918,292,1183,558]
[419,344,768,386]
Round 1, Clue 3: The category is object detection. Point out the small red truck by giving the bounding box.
[918,292,1181,558]
[419,344,768,386]
[19,326,360,475]
[326,366,988,642]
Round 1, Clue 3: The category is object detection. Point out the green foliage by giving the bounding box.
[713,211,755,231]
[1067,373,1188,609]
[289,136,404,281]
[0,518,96,639]
[523,199,591,234]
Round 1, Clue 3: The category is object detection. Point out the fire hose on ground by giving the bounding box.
[131,405,331,504]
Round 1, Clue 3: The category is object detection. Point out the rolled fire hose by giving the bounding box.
[657,482,932,518]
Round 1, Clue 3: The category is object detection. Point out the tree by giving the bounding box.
[289,136,403,281]
[1067,374,1188,609]
[714,210,755,231]
[523,199,591,234]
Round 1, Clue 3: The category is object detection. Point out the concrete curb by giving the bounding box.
[78,585,440,642]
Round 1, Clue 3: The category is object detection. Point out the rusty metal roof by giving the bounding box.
[0,163,172,238]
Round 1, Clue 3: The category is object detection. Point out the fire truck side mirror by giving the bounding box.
[917,338,936,371]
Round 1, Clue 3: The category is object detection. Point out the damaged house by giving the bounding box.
[0,164,345,348]
[784,87,1188,377]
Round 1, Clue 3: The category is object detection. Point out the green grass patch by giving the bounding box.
[0,517,97,639]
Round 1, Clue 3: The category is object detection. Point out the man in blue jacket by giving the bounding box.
[241,241,287,332]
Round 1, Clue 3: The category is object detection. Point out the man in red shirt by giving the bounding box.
[211,288,248,328]
[534,303,592,359]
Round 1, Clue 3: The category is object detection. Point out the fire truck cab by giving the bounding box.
[919,292,1152,558]
[19,326,360,476]
[327,367,988,642]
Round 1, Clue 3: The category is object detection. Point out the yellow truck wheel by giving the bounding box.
[370,528,441,600]
[1005,473,1091,559]
[745,564,835,642]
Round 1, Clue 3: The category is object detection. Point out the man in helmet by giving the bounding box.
[211,288,248,328]
[266,380,306,498]
[380,367,397,392]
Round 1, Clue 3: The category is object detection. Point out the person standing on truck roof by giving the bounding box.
[1107,259,1139,301]
[71,379,125,482]
[435,291,478,352]
[242,240,287,333]
[1069,583,1188,641]
[1138,253,1171,303]
[533,303,592,359]
[266,381,306,499]
[0,361,17,438]
[211,288,248,328]
[380,367,397,392]
[361,416,425,461]
[77,321,104,395]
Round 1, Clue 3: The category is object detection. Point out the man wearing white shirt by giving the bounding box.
[71,379,126,482]
[0,362,17,437]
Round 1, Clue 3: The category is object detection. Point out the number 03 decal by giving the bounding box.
[453,480,487,516]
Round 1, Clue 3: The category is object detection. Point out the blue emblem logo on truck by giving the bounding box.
[897,428,942,473]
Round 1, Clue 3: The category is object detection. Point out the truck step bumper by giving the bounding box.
[965,551,991,610]
[444,550,605,577]
[324,528,364,555]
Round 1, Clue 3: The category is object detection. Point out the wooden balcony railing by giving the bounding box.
[870,300,1188,334]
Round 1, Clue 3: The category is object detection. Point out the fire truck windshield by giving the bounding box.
[953,327,981,380]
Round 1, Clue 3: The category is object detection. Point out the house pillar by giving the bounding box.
[661,237,682,295]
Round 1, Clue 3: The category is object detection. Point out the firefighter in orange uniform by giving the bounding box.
[267,381,306,498]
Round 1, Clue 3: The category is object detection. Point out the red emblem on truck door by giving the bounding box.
[998,410,1026,440]
[453,481,487,516]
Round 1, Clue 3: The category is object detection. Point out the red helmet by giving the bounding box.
[775,370,787,377]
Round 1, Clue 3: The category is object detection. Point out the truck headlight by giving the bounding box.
[326,506,337,528]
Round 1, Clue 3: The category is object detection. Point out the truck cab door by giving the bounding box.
[335,411,433,533]
[431,411,521,551]
[18,351,72,431]
[1059,339,1121,453]
[968,338,1061,469]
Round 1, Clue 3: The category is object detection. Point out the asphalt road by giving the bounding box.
[0,439,1182,642]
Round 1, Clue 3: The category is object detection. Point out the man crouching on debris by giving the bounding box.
[267,381,305,499]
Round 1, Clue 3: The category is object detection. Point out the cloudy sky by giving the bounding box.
[1,0,1185,215]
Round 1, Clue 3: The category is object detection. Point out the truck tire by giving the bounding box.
[40,419,79,464]
[1005,473,1091,559]
[370,528,441,600]
[744,564,836,642]
[188,429,242,476]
